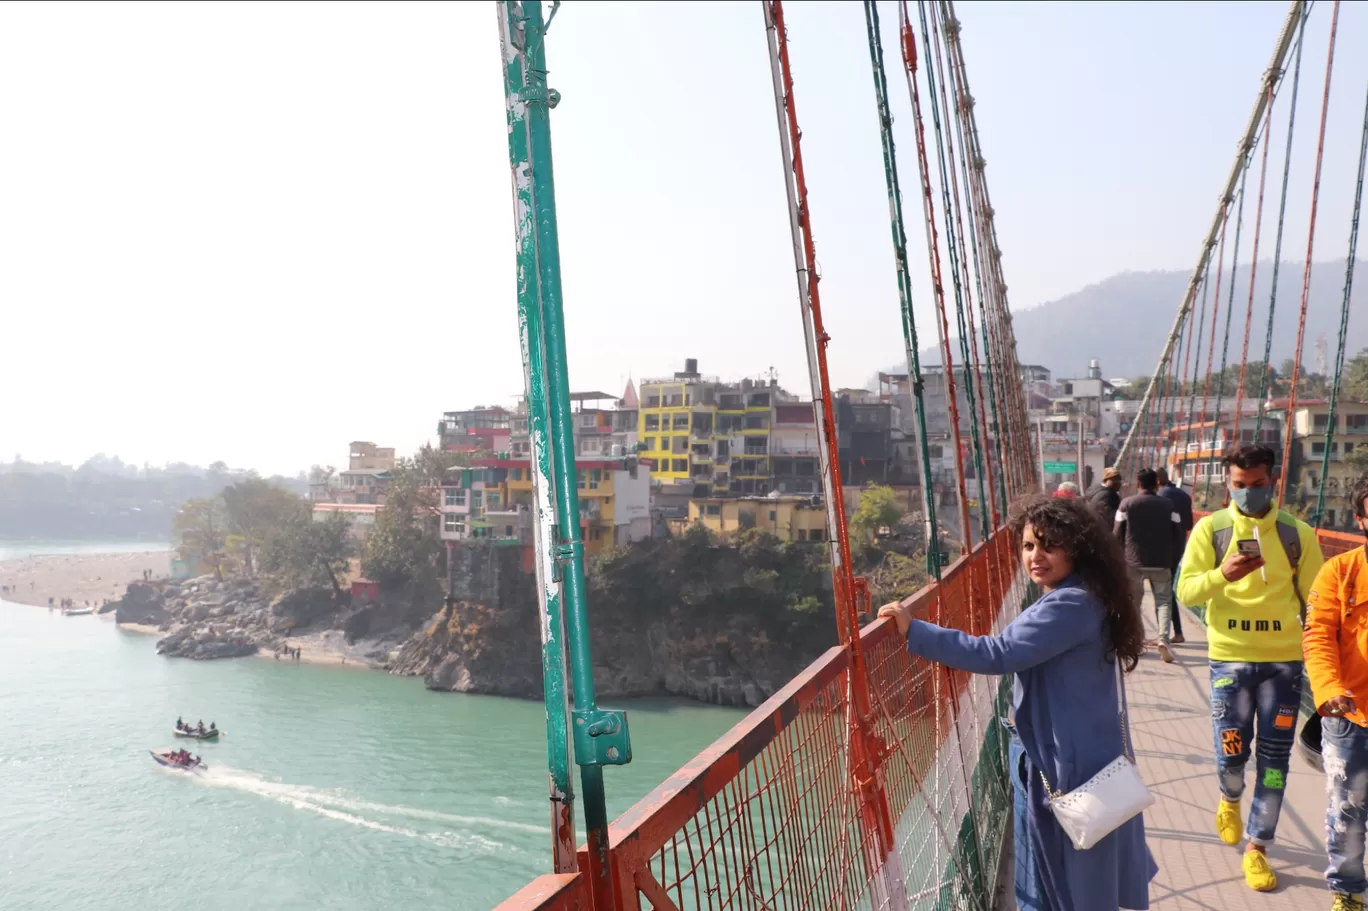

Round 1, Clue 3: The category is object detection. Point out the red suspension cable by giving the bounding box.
[1279,0,1340,503]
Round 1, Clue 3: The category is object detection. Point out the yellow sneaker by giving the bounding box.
[1331,894,1365,911]
[1242,850,1277,892]
[1216,798,1242,846]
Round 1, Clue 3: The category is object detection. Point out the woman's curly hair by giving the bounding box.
[1008,493,1146,672]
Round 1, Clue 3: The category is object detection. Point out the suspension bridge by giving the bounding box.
[491,1,1366,908]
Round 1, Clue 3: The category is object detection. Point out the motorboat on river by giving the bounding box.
[150,749,207,773]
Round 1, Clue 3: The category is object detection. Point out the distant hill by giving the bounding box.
[910,258,1367,381]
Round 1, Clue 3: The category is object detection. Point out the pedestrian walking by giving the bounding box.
[1304,474,1368,911]
[1156,468,1192,643]
[1115,468,1186,663]
[1177,443,1325,892]
[880,494,1157,910]
[1088,466,1124,528]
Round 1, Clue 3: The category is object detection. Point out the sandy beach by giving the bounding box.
[0,551,171,610]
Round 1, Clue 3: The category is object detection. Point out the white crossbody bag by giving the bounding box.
[1039,658,1155,850]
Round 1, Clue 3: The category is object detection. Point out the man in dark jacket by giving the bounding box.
[1156,467,1192,642]
[1116,467,1186,662]
[1087,466,1123,527]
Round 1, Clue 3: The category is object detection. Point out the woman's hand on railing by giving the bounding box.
[877,601,912,637]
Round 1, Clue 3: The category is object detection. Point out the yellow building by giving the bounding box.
[685,496,828,542]
[639,359,790,495]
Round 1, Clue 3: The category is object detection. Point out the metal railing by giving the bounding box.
[498,527,1030,910]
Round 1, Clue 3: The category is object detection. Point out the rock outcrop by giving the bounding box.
[391,536,835,707]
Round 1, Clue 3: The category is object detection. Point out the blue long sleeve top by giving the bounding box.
[905,576,1157,911]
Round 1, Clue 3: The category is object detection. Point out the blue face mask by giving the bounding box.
[1230,484,1275,516]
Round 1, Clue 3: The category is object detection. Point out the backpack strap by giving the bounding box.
[1210,509,1235,562]
[1276,510,1307,623]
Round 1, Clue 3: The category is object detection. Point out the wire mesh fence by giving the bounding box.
[499,529,1031,911]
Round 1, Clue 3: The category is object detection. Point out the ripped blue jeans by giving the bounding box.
[1209,660,1303,845]
[1322,715,1368,896]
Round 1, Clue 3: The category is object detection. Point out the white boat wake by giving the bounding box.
[188,766,539,850]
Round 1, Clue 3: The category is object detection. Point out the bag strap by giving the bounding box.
[1038,658,1131,797]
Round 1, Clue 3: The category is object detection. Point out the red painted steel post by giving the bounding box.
[763,2,906,905]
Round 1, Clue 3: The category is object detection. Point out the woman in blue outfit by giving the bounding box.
[879,494,1158,911]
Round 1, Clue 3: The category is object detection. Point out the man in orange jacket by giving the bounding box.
[1305,475,1368,911]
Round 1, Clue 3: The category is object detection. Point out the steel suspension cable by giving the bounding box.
[898,0,974,557]
[1233,81,1279,439]
[1163,308,1192,462]
[862,0,942,579]
[1194,214,1231,480]
[925,1,992,545]
[1115,1,1306,469]
[1181,264,1215,469]
[1206,166,1252,506]
[1279,0,1340,505]
[940,9,1012,519]
[1313,74,1368,525]
[762,5,907,903]
[940,0,1031,495]
[1255,5,1310,436]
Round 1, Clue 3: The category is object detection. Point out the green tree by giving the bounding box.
[361,469,442,592]
[174,496,230,580]
[222,478,307,576]
[1344,349,1368,401]
[850,485,903,541]
[259,510,354,598]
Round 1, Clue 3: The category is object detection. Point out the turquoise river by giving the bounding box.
[0,592,744,909]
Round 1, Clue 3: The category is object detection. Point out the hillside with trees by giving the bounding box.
[0,455,307,541]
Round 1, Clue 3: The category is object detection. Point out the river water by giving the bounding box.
[0,601,744,909]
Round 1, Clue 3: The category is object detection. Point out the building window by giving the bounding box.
[443,515,465,535]
[673,414,689,430]
[487,493,501,509]
[797,529,808,541]
[705,504,720,516]
[644,436,657,451]
[672,459,688,473]
[471,490,483,512]
[645,415,660,431]
[769,510,777,522]
[444,489,466,507]
[505,525,515,538]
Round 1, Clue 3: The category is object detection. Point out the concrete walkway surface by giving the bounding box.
[1130,596,1332,909]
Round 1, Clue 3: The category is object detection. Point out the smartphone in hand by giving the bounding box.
[1236,538,1262,559]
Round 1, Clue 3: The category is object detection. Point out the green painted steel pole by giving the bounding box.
[496,1,577,873]
[519,4,629,905]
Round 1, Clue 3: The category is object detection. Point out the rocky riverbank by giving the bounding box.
[110,576,406,667]
[98,534,840,709]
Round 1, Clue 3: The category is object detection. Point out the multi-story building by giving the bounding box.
[441,456,651,555]
[1264,399,1368,527]
[332,441,397,505]
[638,359,797,497]
[770,401,821,495]
[349,441,395,471]
[438,406,512,454]
[684,495,829,542]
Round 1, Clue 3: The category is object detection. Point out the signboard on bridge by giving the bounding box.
[1043,461,1077,474]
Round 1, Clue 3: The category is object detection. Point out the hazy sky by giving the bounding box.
[2,1,1365,475]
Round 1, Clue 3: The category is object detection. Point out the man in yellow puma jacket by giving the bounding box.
[1177,443,1324,892]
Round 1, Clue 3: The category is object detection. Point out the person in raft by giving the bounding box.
[879,493,1158,911]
